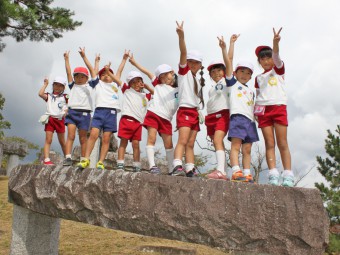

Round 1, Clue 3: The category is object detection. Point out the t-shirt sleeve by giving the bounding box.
[152,77,160,87]
[88,77,99,88]
[178,63,190,76]
[121,83,130,94]
[225,75,237,87]
[273,62,285,75]
[146,93,152,101]
[68,81,74,90]
[254,76,259,88]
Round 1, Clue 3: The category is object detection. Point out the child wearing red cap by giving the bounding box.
[254,28,293,187]
[38,76,68,165]
[76,52,123,170]
[172,21,205,177]
[129,54,179,175]
[205,34,239,181]
[62,47,99,166]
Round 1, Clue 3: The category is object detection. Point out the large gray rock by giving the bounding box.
[8,165,329,255]
[2,140,28,157]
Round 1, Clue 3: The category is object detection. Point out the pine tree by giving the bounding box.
[0,0,82,51]
[0,93,11,139]
[315,125,340,224]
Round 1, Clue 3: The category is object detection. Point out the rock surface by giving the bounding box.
[8,165,329,255]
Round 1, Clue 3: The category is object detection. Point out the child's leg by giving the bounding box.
[213,130,226,174]
[230,137,242,168]
[99,131,112,162]
[43,131,53,160]
[56,132,66,156]
[241,143,252,170]
[65,124,77,158]
[84,127,100,159]
[161,133,174,173]
[118,138,128,161]
[78,129,88,158]
[146,127,157,168]
[261,126,276,169]
[274,123,291,170]
[184,129,198,165]
[173,127,191,167]
[132,139,140,162]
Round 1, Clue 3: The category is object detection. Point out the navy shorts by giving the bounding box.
[228,114,259,143]
[65,109,91,131]
[91,107,117,132]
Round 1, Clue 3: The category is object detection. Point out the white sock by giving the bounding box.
[173,159,182,168]
[65,154,72,159]
[133,161,141,168]
[232,165,241,173]
[146,145,155,168]
[117,160,124,164]
[185,163,195,173]
[80,157,86,161]
[166,148,174,173]
[243,169,251,176]
[216,150,226,174]
[44,158,50,162]
[269,168,280,176]
[282,169,294,177]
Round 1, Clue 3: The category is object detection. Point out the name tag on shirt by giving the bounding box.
[254,105,265,116]
[83,112,88,116]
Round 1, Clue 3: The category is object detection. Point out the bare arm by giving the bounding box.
[218,36,232,77]
[228,34,240,68]
[116,50,130,80]
[38,78,49,100]
[64,51,73,83]
[94,53,100,76]
[143,83,154,95]
[79,47,96,79]
[129,53,154,80]
[105,63,122,86]
[176,21,187,66]
[272,27,282,54]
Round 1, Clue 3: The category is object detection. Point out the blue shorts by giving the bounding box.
[91,107,118,132]
[228,114,259,143]
[65,109,91,131]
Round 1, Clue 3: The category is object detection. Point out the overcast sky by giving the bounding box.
[1,0,339,187]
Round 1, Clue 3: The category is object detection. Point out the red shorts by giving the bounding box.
[258,105,288,128]
[205,109,230,137]
[45,117,65,133]
[176,107,200,131]
[118,115,142,141]
[143,110,172,135]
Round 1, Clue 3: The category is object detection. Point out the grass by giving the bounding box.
[0,176,229,255]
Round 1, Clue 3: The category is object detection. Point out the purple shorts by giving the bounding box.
[91,107,118,132]
[228,114,259,143]
[65,109,91,131]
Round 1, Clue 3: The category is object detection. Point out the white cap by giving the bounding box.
[187,49,203,62]
[126,71,143,84]
[235,61,254,74]
[155,64,173,78]
[207,60,225,71]
[53,76,67,86]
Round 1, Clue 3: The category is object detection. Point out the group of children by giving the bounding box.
[38,23,294,187]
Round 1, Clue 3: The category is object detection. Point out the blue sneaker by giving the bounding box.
[150,166,161,175]
[282,175,294,187]
[268,174,279,186]
[117,163,124,170]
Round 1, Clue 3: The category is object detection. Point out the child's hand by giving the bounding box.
[44,77,49,86]
[129,53,136,66]
[95,53,100,62]
[230,34,240,44]
[78,47,86,58]
[217,36,226,49]
[273,27,282,43]
[63,51,70,60]
[176,21,184,38]
[104,62,112,72]
[123,49,130,60]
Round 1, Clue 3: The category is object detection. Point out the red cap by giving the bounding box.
[255,46,272,57]
[98,67,113,77]
[73,67,89,77]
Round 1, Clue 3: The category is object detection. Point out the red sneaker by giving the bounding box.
[43,161,54,166]
[207,170,229,181]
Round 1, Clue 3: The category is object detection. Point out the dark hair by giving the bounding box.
[193,66,205,109]
[209,64,226,76]
[172,73,178,88]
[258,49,272,62]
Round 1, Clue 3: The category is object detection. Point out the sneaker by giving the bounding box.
[117,163,125,170]
[282,175,294,187]
[244,174,254,183]
[133,166,141,172]
[268,174,279,186]
[150,166,161,175]
[232,170,247,182]
[186,168,198,178]
[63,157,72,166]
[207,170,228,181]
[77,158,90,169]
[96,161,105,170]
[43,160,54,166]
[171,165,186,176]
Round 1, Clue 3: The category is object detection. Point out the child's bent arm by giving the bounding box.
[64,51,73,83]
[79,47,96,79]
[38,78,49,100]
[94,53,100,76]
[143,83,154,95]
[129,54,154,80]
[116,50,130,80]
[176,21,187,66]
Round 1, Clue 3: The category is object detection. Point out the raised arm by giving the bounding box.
[79,47,96,79]
[116,49,130,80]
[228,34,240,68]
[143,83,154,95]
[272,27,283,68]
[105,62,122,86]
[218,36,232,77]
[94,53,100,76]
[129,53,154,81]
[64,51,73,83]
[38,78,49,100]
[176,21,187,66]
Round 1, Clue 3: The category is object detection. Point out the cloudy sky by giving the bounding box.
[1,0,339,187]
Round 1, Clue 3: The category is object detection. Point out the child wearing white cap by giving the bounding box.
[206,34,239,181]
[217,36,259,183]
[76,51,124,170]
[172,21,205,177]
[255,28,293,187]
[38,76,68,165]
[106,52,153,172]
[129,54,179,175]
[62,47,99,166]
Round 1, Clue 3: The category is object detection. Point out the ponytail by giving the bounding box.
[193,66,205,109]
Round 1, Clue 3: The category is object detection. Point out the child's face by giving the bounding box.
[259,56,274,71]
[74,73,88,85]
[100,71,113,83]
[235,68,252,85]
[129,77,144,92]
[187,59,202,75]
[159,71,174,86]
[53,83,65,94]
[210,67,225,83]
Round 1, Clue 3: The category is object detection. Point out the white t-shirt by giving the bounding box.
[44,93,68,118]
[94,80,120,111]
[147,78,179,121]
[255,63,287,105]
[206,77,230,115]
[226,76,255,121]
[121,84,152,123]
[178,64,202,109]
[67,79,98,111]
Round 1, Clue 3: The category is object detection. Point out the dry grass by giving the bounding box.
[0,176,230,255]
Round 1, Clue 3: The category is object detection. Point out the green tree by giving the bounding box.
[0,93,11,139]
[315,125,340,224]
[0,0,82,51]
